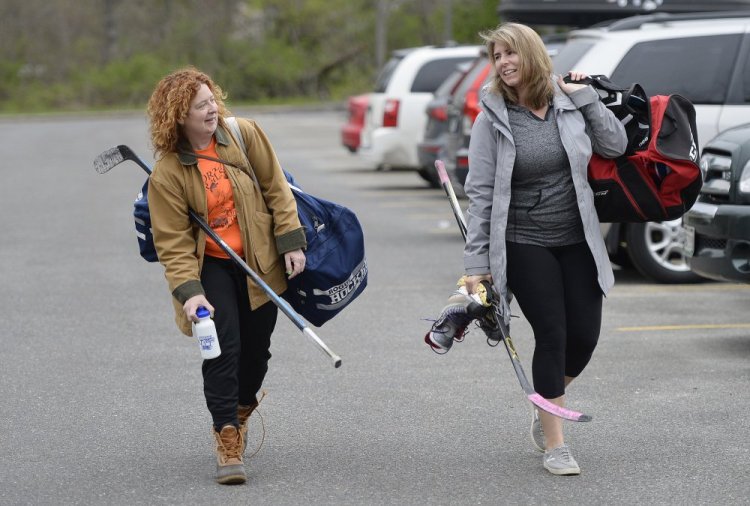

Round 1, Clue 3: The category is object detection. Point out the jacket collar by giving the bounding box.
[551,79,576,112]
[176,122,232,165]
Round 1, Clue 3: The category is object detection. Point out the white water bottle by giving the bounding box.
[192,306,221,359]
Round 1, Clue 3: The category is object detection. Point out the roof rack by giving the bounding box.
[606,10,750,31]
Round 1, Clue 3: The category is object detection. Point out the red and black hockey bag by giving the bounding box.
[581,76,702,223]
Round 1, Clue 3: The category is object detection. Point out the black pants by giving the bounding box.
[505,241,602,399]
[201,256,278,430]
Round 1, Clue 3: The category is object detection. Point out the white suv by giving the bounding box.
[553,11,750,283]
[359,45,480,170]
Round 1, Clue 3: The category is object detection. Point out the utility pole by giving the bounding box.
[444,0,453,45]
[376,0,388,69]
[102,0,117,64]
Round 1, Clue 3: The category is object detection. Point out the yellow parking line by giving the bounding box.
[617,323,750,332]
[611,283,750,293]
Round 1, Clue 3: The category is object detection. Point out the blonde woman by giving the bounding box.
[462,23,626,475]
[147,67,306,484]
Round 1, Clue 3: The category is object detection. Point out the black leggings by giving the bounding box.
[506,241,602,399]
[201,256,278,431]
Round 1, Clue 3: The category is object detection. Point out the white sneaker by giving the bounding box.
[530,407,545,453]
[543,444,581,476]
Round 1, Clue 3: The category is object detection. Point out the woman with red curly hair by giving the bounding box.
[147,67,306,484]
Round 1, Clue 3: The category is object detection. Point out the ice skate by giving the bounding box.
[424,277,491,353]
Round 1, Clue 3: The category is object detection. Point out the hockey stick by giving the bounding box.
[435,160,467,240]
[434,160,590,422]
[94,145,342,368]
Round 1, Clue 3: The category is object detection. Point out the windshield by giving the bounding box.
[374,57,402,93]
[552,39,595,74]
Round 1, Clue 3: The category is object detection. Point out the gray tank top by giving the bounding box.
[505,103,585,246]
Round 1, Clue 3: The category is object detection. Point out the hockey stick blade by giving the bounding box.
[93,145,152,175]
[528,393,591,422]
[93,146,126,174]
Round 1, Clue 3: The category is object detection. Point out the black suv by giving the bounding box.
[683,125,750,283]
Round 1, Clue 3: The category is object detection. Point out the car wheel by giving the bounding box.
[624,220,704,283]
[417,166,440,188]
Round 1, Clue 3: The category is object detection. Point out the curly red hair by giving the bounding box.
[147,67,229,156]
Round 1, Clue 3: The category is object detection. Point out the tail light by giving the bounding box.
[383,99,400,127]
[462,64,490,135]
[464,90,480,122]
[349,95,368,123]
[428,105,448,122]
[462,90,480,135]
[457,153,469,169]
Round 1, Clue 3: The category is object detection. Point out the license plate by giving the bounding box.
[683,225,695,257]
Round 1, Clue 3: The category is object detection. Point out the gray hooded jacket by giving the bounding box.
[463,79,627,323]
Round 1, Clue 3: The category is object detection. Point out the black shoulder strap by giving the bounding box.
[565,73,651,155]
[178,117,261,186]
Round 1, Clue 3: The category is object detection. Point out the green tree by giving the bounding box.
[0,0,503,111]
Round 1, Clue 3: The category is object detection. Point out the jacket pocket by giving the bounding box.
[252,210,280,273]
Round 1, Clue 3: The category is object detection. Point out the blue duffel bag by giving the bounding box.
[133,179,158,262]
[282,173,368,327]
[227,117,367,326]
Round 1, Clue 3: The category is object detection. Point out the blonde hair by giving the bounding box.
[480,23,554,110]
[147,66,229,156]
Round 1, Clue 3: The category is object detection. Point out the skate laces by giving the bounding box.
[423,292,475,354]
[440,300,476,339]
[423,318,459,355]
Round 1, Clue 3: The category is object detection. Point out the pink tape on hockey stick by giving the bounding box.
[435,159,451,185]
[527,393,592,422]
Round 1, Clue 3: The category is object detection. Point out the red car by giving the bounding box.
[341,94,369,153]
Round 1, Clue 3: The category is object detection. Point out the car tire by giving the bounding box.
[417,166,441,188]
[624,221,704,283]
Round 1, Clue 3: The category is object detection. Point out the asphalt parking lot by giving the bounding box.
[0,109,748,505]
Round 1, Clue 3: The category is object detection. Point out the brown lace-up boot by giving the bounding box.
[237,400,259,454]
[213,425,246,484]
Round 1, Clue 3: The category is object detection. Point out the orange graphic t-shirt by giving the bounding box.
[195,139,244,259]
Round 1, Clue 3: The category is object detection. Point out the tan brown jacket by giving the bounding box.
[148,117,306,335]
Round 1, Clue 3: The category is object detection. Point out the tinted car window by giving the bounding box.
[452,57,488,99]
[611,35,742,105]
[374,57,402,93]
[740,45,750,103]
[411,57,475,93]
[434,62,472,98]
[552,39,595,75]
